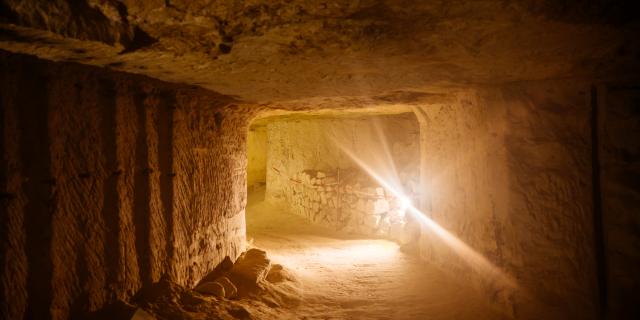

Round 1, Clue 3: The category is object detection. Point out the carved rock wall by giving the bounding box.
[247,124,267,189]
[0,50,256,319]
[414,83,598,319]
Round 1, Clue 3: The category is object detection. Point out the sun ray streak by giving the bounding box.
[372,118,401,189]
[334,140,517,290]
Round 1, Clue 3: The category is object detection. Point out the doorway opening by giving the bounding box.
[247,112,420,242]
[244,111,499,318]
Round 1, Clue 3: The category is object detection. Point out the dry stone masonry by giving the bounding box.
[285,169,416,242]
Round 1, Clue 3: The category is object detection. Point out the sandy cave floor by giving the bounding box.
[245,187,503,320]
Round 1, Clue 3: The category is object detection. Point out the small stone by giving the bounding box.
[374,199,390,214]
[230,248,272,284]
[214,276,238,299]
[194,281,225,297]
[266,264,296,283]
[227,306,251,319]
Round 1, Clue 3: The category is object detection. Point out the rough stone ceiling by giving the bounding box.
[1,0,639,105]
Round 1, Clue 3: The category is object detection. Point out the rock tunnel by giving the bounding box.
[1,1,639,319]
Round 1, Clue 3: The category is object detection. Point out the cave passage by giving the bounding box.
[1,1,639,319]
[243,112,500,318]
[248,113,421,243]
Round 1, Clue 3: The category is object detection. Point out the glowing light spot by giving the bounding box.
[398,196,412,210]
[333,138,517,291]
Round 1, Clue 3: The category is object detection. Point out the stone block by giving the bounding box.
[194,282,225,297]
[356,198,366,212]
[374,199,390,214]
[214,276,238,299]
[230,248,272,284]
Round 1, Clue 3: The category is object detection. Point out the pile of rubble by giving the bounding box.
[285,169,415,241]
[193,249,300,303]
[94,248,301,320]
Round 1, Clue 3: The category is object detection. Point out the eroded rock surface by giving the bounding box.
[230,248,272,285]
[0,1,638,102]
[194,282,226,298]
[0,51,259,319]
[0,1,639,319]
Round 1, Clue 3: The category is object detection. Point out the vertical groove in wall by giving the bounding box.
[64,79,86,319]
[21,66,53,319]
[133,89,152,286]
[0,58,28,320]
[99,77,121,305]
[590,85,607,318]
[113,83,142,298]
[157,91,175,278]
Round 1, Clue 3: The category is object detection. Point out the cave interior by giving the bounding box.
[1,1,640,319]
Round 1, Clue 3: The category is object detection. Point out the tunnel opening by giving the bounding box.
[239,110,507,318]
[246,111,421,244]
[1,1,639,317]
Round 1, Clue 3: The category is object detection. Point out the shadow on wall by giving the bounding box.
[0,51,258,319]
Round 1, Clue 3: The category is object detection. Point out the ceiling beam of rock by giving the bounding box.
[1,0,639,104]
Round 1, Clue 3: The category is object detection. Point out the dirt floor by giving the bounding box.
[246,187,504,320]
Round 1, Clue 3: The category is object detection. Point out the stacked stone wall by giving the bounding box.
[283,169,415,241]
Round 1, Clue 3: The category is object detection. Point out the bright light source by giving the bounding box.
[333,139,517,291]
[398,196,412,210]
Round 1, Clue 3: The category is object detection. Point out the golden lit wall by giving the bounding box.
[0,52,257,319]
[247,124,267,188]
[414,84,598,319]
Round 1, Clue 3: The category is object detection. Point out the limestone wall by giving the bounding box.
[414,83,598,319]
[247,124,267,189]
[282,168,412,241]
[0,51,256,319]
[264,114,419,238]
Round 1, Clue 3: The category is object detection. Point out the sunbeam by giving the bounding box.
[334,136,517,291]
